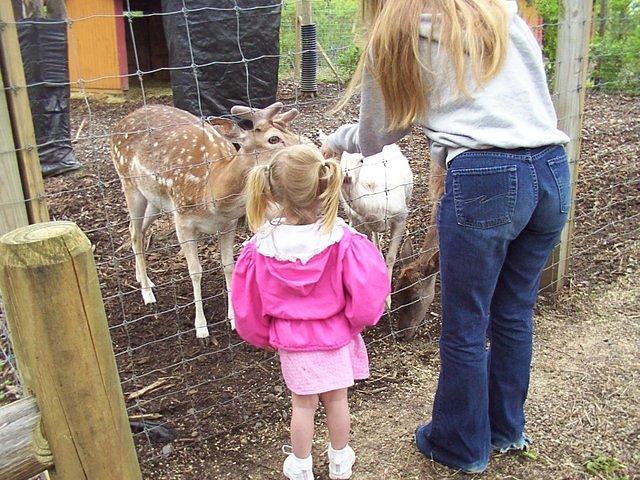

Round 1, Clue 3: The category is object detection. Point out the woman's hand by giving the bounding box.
[321,144,340,159]
[318,130,341,159]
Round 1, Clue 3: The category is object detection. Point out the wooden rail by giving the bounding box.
[0,222,141,479]
[0,397,53,480]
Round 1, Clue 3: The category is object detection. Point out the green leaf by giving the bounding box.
[520,449,539,461]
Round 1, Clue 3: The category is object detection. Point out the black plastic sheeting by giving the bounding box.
[18,19,80,177]
[161,0,282,118]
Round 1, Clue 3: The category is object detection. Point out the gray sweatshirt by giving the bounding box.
[325,0,570,167]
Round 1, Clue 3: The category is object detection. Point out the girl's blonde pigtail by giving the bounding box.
[245,164,271,233]
[319,160,343,232]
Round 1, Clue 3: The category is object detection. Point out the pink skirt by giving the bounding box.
[279,335,370,395]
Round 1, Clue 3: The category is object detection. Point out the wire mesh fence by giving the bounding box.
[0,0,638,477]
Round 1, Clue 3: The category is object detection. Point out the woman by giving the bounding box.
[322,0,570,474]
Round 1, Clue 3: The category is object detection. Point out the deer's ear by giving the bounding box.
[398,239,415,268]
[274,108,299,126]
[208,117,247,142]
[420,250,440,278]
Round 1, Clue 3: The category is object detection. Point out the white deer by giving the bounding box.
[111,102,302,343]
[318,132,413,306]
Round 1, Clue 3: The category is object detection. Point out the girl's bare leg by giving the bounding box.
[320,388,350,449]
[291,393,319,458]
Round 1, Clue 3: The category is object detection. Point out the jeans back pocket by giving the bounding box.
[452,165,518,229]
[547,156,572,214]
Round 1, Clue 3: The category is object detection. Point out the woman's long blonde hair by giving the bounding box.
[337,0,509,130]
[245,145,343,233]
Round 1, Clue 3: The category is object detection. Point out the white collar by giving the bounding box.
[253,217,349,264]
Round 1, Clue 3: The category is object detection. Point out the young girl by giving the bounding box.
[231,144,390,480]
[322,0,571,474]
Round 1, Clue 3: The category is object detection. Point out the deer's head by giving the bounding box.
[209,102,307,165]
[394,239,439,341]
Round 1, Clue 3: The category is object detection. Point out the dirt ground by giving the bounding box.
[349,269,640,480]
[1,85,638,479]
[142,265,640,480]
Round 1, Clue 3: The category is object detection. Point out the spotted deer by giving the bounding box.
[111,102,302,343]
[394,161,446,340]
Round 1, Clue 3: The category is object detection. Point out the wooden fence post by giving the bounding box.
[294,8,301,83]
[298,0,313,26]
[0,221,141,480]
[541,0,593,292]
[0,68,29,236]
[0,2,49,225]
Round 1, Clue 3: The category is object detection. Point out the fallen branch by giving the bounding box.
[128,413,163,421]
[127,378,170,400]
[72,118,86,144]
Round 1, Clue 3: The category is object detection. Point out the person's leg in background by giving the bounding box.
[416,152,536,473]
[488,146,570,451]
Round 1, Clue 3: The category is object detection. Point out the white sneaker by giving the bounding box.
[282,446,314,480]
[328,444,356,479]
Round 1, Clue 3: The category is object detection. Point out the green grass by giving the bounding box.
[585,455,629,480]
[279,0,361,81]
[520,449,540,461]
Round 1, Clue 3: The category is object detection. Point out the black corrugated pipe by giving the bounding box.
[300,23,318,93]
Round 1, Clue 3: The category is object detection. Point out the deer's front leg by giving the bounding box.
[219,220,238,330]
[175,224,209,341]
[122,184,156,305]
[386,216,408,309]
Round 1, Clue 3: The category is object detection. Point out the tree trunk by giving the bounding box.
[598,0,608,37]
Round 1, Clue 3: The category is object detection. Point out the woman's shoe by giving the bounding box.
[328,444,356,479]
[415,423,488,474]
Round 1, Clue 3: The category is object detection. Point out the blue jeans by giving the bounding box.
[416,145,571,472]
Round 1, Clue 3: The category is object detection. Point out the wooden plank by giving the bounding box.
[293,6,301,82]
[0,2,49,225]
[45,0,67,20]
[317,40,341,83]
[541,0,594,292]
[114,0,129,90]
[0,396,54,480]
[67,0,126,92]
[0,68,28,236]
[361,0,378,25]
[355,0,379,47]
[0,222,142,480]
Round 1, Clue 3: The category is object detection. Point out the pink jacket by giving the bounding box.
[231,219,390,352]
